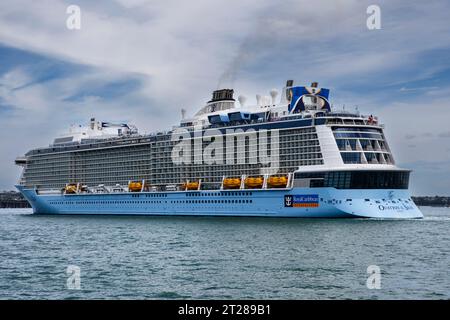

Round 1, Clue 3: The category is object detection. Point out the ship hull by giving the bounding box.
[16,186,423,219]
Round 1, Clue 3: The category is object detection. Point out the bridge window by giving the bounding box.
[295,170,409,189]
[341,152,361,164]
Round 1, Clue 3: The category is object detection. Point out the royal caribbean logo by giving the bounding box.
[284,195,293,207]
[285,194,319,208]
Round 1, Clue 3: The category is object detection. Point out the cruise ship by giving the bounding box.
[15,80,423,218]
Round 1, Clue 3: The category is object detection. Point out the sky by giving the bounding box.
[0,0,450,195]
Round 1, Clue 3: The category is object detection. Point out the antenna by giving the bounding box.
[181,108,186,120]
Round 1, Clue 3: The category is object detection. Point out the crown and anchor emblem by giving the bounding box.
[284,195,293,207]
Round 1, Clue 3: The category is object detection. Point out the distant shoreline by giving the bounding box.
[0,191,30,208]
[0,192,449,209]
[411,196,450,208]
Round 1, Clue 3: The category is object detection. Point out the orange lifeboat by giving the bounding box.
[223,177,241,189]
[65,184,78,194]
[185,181,199,190]
[244,176,263,189]
[128,181,143,192]
[267,175,288,188]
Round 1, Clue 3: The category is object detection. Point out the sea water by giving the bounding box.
[0,207,448,299]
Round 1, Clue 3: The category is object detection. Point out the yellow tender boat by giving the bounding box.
[267,175,288,188]
[128,181,143,192]
[244,176,263,189]
[185,181,199,190]
[223,178,241,189]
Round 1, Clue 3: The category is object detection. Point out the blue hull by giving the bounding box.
[16,186,423,219]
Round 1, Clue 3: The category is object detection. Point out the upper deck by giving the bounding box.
[24,80,382,156]
[25,111,382,157]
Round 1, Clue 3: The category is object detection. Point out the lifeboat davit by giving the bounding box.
[65,184,78,194]
[223,177,241,189]
[244,176,263,189]
[267,175,288,188]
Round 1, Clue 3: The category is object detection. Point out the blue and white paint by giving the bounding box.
[17,186,423,219]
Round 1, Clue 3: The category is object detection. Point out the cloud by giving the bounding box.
[375,98,450,163]
[438,131,450,138]
[1,0,449,102]
[399,86,439,92]
[402,160,450,196]
[0,68,33,90]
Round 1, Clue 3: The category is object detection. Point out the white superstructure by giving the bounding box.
[52,118,138,145]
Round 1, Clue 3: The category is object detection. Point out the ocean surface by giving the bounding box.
[0,207,449,299]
